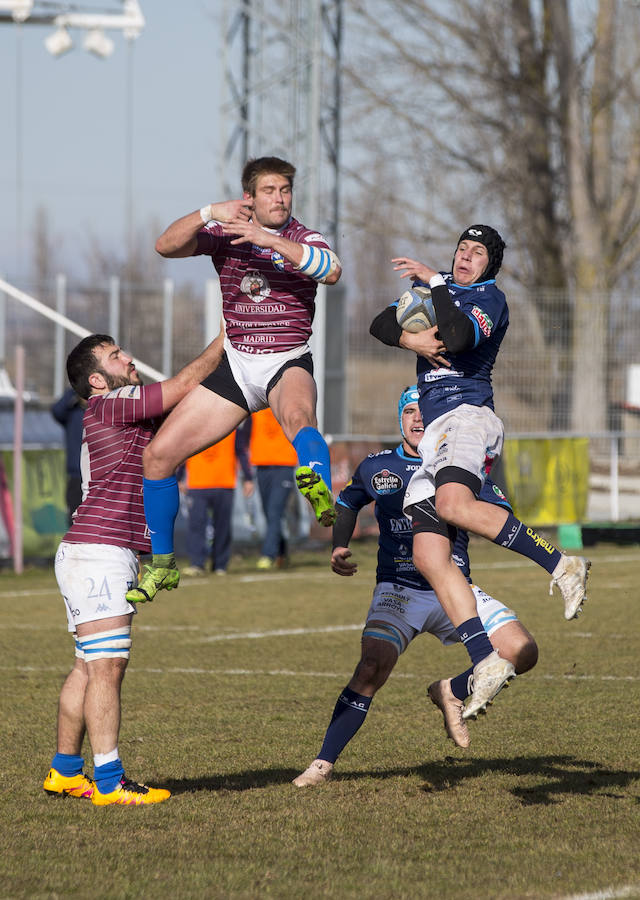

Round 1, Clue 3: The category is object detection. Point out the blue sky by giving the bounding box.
[0,2,228,283]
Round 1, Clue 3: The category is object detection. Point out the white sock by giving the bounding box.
[93,748,119,767]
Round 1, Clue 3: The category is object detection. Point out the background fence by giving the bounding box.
[1,275,639,540]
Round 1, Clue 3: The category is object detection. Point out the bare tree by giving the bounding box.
[341,0,640,430]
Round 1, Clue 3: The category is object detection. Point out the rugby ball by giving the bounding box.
[395,286,436,333]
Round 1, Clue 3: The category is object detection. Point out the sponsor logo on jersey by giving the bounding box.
[243,334,277,344]
[235,302,286,314]
[526,527,556,554]
[491,483,507,502]
[471,305,493,336]
[390,516,412,533]
[240,270,271,302]
[371,469,403,495]
[271,251,285,271]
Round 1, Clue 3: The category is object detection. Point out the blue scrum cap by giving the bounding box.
[398,385,420,437]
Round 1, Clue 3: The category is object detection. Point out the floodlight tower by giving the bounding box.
[221,0,342,247]
[221,0,345,432]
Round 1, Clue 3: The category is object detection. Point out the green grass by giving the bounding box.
[1,541,639,899]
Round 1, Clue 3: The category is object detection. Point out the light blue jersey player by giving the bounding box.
[293,386,538,786]
[370,226,590,721]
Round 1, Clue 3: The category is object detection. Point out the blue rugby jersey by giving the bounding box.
[394,272,509,427]
[337,444,511,591]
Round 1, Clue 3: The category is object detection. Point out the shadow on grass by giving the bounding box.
[163,756,640,805]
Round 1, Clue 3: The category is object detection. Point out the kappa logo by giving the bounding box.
[95,603,111,613]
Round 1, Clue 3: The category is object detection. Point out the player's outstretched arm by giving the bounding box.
[159,331,224,411]
[392,256,438,282]
[155,199,253,258]
[221,220,342,285]
[331,504,359,575]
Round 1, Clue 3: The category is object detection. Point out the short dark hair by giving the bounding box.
[241,156,296,195]
[66,334,115,399]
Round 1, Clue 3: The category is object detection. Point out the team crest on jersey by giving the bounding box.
[271,251,285,271]
[371,469,403,495]
[471,305,493,336]
[240,270,271,302]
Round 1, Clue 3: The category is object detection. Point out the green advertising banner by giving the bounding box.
[1,449,68,558]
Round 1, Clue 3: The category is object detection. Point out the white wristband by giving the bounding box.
[429,273,446,288]
[200,204,213,225]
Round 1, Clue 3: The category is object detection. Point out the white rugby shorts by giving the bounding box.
[403,404,504,511]
[225,337,311,412]
[365,581,518,653]
[55,541,138,631]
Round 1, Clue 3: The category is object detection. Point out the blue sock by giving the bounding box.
[450,667,474,701]
[51,752,84,777]
[143,475,179,556]
[494,512,561,574]
[318,686,372,764]
[292,426,332,491]
[94,759,125,795]
[456,617,494,666]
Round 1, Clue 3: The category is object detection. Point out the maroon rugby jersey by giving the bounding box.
[194,216,333,354]
[63,382,164,552]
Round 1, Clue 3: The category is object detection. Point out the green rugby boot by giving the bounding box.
[126,565,180,603]
[295,466,336,527]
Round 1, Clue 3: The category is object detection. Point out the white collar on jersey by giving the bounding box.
[251,215,293,234]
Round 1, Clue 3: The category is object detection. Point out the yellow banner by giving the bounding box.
[501,438,589,526]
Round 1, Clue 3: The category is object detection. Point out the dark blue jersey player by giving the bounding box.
[369,226,590,721]
[293,386,538,787]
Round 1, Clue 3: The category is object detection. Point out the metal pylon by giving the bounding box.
[220,0,342,249]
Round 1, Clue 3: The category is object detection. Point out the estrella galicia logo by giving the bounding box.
[271,251,285,271]
[371,469,403,495]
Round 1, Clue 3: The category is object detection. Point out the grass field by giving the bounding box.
[1,539,639,900]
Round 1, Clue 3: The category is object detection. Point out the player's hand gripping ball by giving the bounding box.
[395,286,436,333]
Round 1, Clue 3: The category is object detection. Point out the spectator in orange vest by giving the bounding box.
[181,429,252,575]
[249,408,298,570]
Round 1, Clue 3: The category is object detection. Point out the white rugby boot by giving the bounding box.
[292,759,334,787]
[550,554,591,620]
[462,650,516,720]
[428,679,470,748]
[427,678,471,747]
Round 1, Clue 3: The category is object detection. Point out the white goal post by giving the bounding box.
[0,276,167,382]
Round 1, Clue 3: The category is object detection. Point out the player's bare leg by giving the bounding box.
[127,387,247,603]
[429,621,537,746]
[435,481,591,619]
[270,367,336,526]
[43,658,95,799]
[413,530,515,718]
